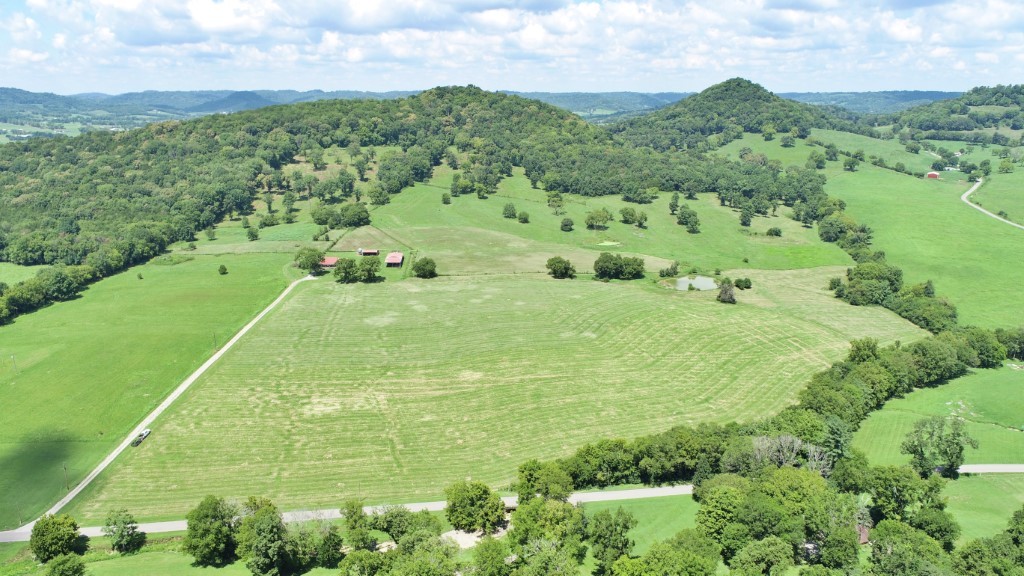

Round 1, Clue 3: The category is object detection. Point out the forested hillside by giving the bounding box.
[609,78,869,151]
[782,90,960,113]
[894,84,1024,139]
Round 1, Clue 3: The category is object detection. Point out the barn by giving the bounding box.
[319,256,339,268]
[926,171,940,179]
[385,252,404,267]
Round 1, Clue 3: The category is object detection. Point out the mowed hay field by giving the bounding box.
[946,474,1024,542]
[852,366,1024,466]
[971,168,1024,225]
[69,268,924,523]
[0,253,297,530]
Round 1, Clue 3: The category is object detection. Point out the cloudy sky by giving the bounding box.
[1,0,1022,95]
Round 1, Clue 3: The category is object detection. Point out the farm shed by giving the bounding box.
[926,171,940,179]
[320,256,339,267]
[358,248,379,256]
[385,252,404,267]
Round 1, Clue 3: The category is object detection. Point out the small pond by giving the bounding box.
[676,275,718,291]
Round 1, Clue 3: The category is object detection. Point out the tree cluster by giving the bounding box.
[593,253,644,280]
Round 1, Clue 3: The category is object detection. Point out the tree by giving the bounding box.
[294,247,326,275]
[900,416,978,478]
[442,193,451,204]
[503,203,518,219]
[868,466,924,521]
[585,208,613,229]
[516,459,573,504]
[619,207,637,224]
[473,536,512,576]
[676,205,700,233]
[717,278,736,304]
[30,514,80,563]
[669,191,680,214]
[102,508,145,554]
[518,211,530,223]
[333,259,360,283]
[182,495,237,567]
[412,258,438,279]
[444,480,505,533]
[218,264,228,275]
[353,156,369,180]
[739,206,753,227]
[561,218,574,232]
[44,554,85,576]
[546,257,576,280]
[593,252,623,280]
[588,507,637,575]
[870,519,951,576]
[728,536,794,576]
[843,157,860,172]
[358,256,381,283]
[635,211,648,228]
[766,227,781,237]
[237,500,288,576]
[247,227,259,241]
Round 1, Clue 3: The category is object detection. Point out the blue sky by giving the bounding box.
[1,0,1022,95]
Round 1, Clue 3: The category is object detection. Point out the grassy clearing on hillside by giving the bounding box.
[722,133,1024,328]
[971,169,1024,225]
[852,367,1024,466]
[0,263,45,285]
[68,268,923,523]
[811,129,942,176]
[366,166,851,274]
[946,474,1024,543]
[0,253,296,530]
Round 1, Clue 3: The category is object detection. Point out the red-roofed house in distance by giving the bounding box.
[320,256,339,268]
[385,252,404,267]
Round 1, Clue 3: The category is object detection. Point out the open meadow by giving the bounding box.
[970,167,1024,225]
[721,133,1024,328]
[946,474,1024,543]
[852,366,1024,466]
[66,262,923,523]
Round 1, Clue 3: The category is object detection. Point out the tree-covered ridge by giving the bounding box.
[609,78,865,151]
[780,90,962,114]
[895,84,1024,133]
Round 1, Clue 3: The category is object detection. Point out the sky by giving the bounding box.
[1,0,1022,95]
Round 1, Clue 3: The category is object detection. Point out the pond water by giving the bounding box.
[675,275,718,291]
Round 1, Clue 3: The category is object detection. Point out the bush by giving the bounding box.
[412,258,438,279]
[503,203,517,219]
[766,227,782,237]
[546,257,576,279]
[442,193,451,205]
[45,554,85,576]
[561,218,574,232]
[517,211,530,223]
[659,261,680,278]
[30,514,80,563]
[218,265,228,275]
[247,227,259,241]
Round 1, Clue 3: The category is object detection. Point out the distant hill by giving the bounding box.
[187,91,279,113]
[609,78,866,151]
[781,91,961,114]
[505,91,690,122]
[892,84,1024,143]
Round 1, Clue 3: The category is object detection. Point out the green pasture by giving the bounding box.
[812,129,940,176]
[970,169,1024,225]
[67,265,922,523]
[852,366,1024,466]
[0,253,296,530]
[723,133,1024,328]
[581,495,698,555]
[946,474,1024,543]
[0,263,46,286]
[364,166,852,274]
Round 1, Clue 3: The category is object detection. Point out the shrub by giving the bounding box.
[412,258,438,279]
[561,218,574,232]
[517,211,530,223]
[503,203,518,219]
[218,265,228,275]
[30,514,80,563]
[247,227,259,241]
[546,257,576,279]
[766,227,782,237]
[442,193,451,205]
[45,554,85,576]
[658,261,680,278]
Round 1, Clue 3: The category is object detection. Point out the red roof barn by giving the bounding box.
[320,256,339,267]
[926,171,940,179]
[385,252,404,267]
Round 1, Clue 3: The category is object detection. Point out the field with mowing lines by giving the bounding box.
[67,266,923,523]
[581,495,698,554]
[0,253,296,530]
[722,134,1024,328]
[852,367,1024,466]
[946,474,1024,543]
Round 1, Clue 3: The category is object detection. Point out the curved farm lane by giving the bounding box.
[0,275,316,541]
[0,485,694,543]
[961,178,1024,231]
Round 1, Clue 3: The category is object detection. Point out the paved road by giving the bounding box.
[960,178,1024,231]
[959,464,1024,474]
[0,275,315,541]
[0,485,693,543]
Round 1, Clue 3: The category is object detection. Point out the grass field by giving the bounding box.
[811,129,941,176]
[852,366,1024,466]
[581,495,698,555]
[0,264,45,286]
[946,474,1024,543]
[65,263,923,523]
[970,168,1024,225]
[721,133,1024,328]
[0,253,299,530]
